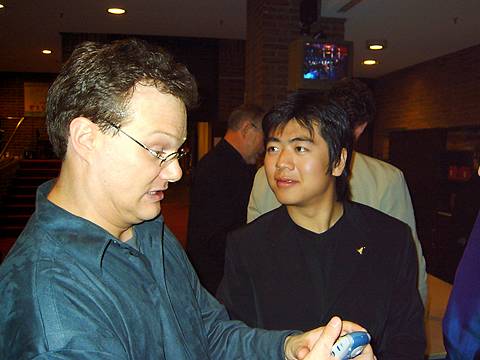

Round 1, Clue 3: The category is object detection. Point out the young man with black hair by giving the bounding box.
[217,92,426,359]
[247,79,428,305]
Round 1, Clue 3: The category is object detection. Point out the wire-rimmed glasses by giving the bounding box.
[105,121,187,167]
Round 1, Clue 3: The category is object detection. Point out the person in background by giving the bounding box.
[0,38,375,360]
[187,104,264,293]
[217,91,426,359]
[247,79,428,305]
[443,160,480,359]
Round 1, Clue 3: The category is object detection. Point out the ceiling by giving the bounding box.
[1,0,479,78]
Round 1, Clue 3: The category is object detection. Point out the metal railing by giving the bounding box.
[0,116,25,159]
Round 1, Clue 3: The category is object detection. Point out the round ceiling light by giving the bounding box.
[362,59,378,66]
[108,8,126,15]
[366,40,387,51]
[369,44,384,50]
[42,49,52,55]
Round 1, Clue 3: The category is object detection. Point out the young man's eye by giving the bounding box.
[295,146,308,153]
[266,145,278,153]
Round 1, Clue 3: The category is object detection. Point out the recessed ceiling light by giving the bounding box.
[369,44,384,50]
[42,49,52,55]
[108,8,126,15]
[0,4,4,9]
[367,40,387,51]
[362,59,378,66]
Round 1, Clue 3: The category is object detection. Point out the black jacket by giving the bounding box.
[217,202,426,359]
[187,139,256,294]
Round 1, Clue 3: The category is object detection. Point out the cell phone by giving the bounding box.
[330,331,371,359]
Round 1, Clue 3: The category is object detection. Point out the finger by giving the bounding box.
[296,346,311,360]
[305,316,342,359]
[338,320,367,335]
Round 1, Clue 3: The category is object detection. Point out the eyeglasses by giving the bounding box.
[105,121,187,167]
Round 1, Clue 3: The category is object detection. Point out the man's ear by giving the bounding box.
[354,122,368,141]
[240,120,253,138]
[332,148,348,177]
[68,117,99,161]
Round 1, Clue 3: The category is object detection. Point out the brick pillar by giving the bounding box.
[217,39,245,134]
[245,0,345,109]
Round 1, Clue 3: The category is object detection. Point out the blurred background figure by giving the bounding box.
[187,104,264,293]
[442,163,480,359]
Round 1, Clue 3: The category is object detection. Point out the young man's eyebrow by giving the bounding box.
[266,136,280,143]
[266,135,314,143]
[289,136,313,143]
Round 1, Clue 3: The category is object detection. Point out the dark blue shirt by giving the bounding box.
[0,180,290,359]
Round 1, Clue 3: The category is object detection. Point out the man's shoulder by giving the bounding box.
[193,141,242,177]
[346,201,409,232]
[353,152,404,179]
[345,202,414,258]
[229,206,284,243]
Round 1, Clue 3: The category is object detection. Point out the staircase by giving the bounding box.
[0,159,61,261]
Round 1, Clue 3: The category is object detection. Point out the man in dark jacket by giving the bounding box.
[187,104,264,293]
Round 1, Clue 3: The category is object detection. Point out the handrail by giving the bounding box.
[0,116,25,159]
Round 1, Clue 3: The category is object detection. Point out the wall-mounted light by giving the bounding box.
[362,59,378,66]
[42,49,52,55]
[107,8,126,15]
[366,40,387,51]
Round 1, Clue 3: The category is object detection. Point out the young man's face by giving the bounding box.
[91,84,187,230]
[264,119,346,209]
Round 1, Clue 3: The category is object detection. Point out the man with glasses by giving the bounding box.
[0,38,374,360]
[187,104,265,294]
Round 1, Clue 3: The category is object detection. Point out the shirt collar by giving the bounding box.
[34,180,163,270]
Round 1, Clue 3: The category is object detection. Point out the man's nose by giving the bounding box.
[275,149,294,170]
[161,159,183,183]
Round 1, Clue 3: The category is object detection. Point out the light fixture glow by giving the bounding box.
[369,44,384,50]
[108,7,126,15]
[362,59,378,66]
[0,4,4,8]
[366,40,387,51]
[42,49,52,55]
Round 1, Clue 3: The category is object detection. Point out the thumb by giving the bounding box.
[321,316,342,346]
[306,317,342,359]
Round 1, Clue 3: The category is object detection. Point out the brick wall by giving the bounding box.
[217,39,246,136]
[373,44,480,159]
[245,0,345,109]
[245,0,301,109]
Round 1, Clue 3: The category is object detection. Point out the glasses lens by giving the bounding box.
[160,149,188,167]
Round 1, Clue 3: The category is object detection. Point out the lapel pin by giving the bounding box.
[356,246,366,255]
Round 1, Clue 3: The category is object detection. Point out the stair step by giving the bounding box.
[16,168,59,177]
[13,176,53,186]
[1,204,35,215]
[19,160,61,169]
[0,226,24,238]
[9,186,41,196]
[0,214,31,225]
[0,160,59,247]
[4,194,36,204]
